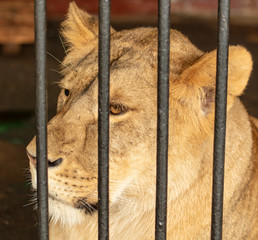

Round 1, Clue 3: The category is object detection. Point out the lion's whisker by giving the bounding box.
[47,51,63,64]
[58,34,68,56]
[50,68,60,74]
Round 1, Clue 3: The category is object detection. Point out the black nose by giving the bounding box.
[48,158,63,168]
[27,151,63,168]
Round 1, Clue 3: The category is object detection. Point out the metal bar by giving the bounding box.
[211,0,231,239]
[155,0,171,239]
[34,0,49,240]
[98,0,111,239]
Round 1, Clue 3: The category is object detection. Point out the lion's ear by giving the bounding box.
[61,2,97,48]
[177,45,253,115]
[61,2,115,49]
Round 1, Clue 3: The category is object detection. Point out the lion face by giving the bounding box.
[26,3,252,226]
[27,26,162,225]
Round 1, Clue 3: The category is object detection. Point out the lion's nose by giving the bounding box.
[26,151,63,168]
[48,158,63,167]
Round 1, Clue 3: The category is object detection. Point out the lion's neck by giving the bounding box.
[50,207,155,240]
[165,98,255,239]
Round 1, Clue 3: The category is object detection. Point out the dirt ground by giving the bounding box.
[0,17,257,239]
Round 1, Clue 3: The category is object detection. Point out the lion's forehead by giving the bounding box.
[60,27,203,94]
[61,53,156,93]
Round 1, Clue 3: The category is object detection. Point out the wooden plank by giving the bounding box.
[0,1,34,44]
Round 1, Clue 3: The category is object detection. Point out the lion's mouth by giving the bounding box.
[76,198,98,215]
[49,194,98,215]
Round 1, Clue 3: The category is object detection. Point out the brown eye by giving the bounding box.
[64,89,70,97]
[110,104,127,115]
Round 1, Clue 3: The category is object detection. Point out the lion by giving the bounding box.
[26,2,258,239]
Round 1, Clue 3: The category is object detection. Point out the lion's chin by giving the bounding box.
[49,197,85,226]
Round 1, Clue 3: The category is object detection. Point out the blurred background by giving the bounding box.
[0,0,257,239]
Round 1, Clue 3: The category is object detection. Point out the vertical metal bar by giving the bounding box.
[34,0,49,240]
[98,0,110,239]
[211,0,231,239]
[155,0,170,239]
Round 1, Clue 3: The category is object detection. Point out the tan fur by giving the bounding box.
[26,2,258,239]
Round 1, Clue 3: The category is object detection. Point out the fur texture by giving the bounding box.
[26,2,258,239]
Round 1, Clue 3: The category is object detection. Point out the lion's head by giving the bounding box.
[26,2,252,228]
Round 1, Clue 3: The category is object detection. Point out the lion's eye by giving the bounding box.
[110,104,127,115]
[64,89,70,97]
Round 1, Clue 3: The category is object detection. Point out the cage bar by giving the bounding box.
[34,0,49,239]
[98,0,111,239]
[155,0,171,239]
[211,0,231,239]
